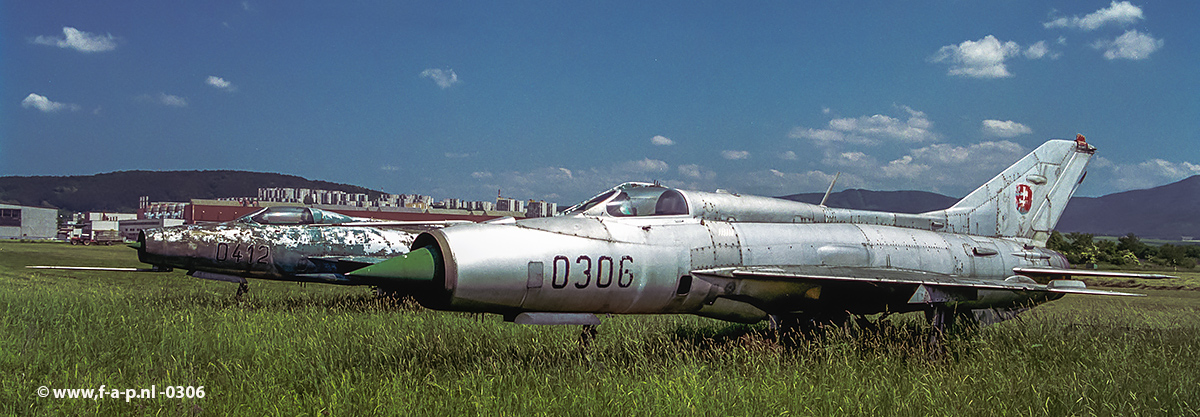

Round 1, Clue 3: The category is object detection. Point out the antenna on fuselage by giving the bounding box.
[819,172,841,207]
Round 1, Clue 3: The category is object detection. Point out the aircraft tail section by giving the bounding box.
[926,136,1095,244]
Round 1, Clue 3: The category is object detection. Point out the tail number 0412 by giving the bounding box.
[550,255,633,289]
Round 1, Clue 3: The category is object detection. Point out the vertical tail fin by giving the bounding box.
[927,136,1095,244]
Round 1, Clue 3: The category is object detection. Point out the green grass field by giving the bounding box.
[3,241,1198,416]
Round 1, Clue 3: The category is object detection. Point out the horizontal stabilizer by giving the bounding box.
[26,265,172,272]
[1013,267,1175,280]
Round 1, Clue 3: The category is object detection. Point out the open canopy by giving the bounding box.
[562,182,689,217]
[237,206,357,225]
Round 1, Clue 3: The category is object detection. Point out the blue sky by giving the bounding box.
[4,1,1197,205]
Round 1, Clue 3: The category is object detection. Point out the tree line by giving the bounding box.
[1047,231,1199,269]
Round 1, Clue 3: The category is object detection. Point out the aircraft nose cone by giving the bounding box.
[347,246,440,282]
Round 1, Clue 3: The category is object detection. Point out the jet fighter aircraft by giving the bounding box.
[30,206,464,297]
[349,136,1169,333]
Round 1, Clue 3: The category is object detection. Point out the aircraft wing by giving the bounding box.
[691,265,1144,298]
[1011,266,1175,280]
[26,265,172,272]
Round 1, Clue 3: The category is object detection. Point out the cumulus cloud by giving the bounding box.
[1044,1,1144,31]
[158,93,187,107]
[847,141,1029,193]
[1095,157,1200,191]
[651,135,675,146]
[981,120,1033,138]
[420,68,460,89]
[1092,30,1163,60]
[880,156,929,179]
[1023,41,1060,60]
[677,164,716,180]
[721,150,750,160]
[823,151,877,168]
[790,105,937,145]
[619,158,669,173]
[471,171,493,179]
[779,151,797,160]
[21,93,79,113]
[930,35,1022,79]
[32,27,117,53]
[206,76,236,92]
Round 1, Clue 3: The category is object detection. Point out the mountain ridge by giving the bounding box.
[0,170,384,213]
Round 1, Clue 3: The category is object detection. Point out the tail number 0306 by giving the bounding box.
[550,255,633,289]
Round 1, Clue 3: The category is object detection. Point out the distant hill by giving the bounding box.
[779,175,1200,240]
[0,170,385,213]
[1055,176,1200,240]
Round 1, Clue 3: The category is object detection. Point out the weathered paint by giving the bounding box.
[137,208,416,285]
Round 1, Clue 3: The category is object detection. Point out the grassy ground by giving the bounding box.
[2,241,1198,416]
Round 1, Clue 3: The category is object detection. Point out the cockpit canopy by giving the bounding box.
[238,206,357,225]
[563,182,690,217]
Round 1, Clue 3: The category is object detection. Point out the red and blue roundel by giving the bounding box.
[1015,184,1033,214]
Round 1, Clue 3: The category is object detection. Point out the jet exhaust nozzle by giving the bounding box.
[347,246,440,282]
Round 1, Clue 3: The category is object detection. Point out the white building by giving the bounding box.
[0,204,58,240]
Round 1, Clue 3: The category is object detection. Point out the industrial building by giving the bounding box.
[0,204,58,240]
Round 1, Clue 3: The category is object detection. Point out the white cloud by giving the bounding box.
[981,120,1033,138]
[420,68,460,89]
[721,150,750,160]
[677,164,716,180]
[930,35,1021,79]
[651,135,675,146]
[1044,1,1144,31]
[779,151,797,160]
[1100,157,1200,191]
[824,151,877,168]
[731,169,847,197]
[789,127,874,146]
[32,27,116,53]
[206,76,236,92]
[381,165,401,171]
[791,105,937,145]
[1023,41,1059,59]
[879,156,929,179]
[1093,30,1163,60]
[471,171,493,179]
[158,93,187,107]
[21,93,79,113]
[619,158,669,172]
[909,141,1025,167]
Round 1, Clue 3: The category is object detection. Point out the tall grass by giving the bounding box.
[2,241,1198,416]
